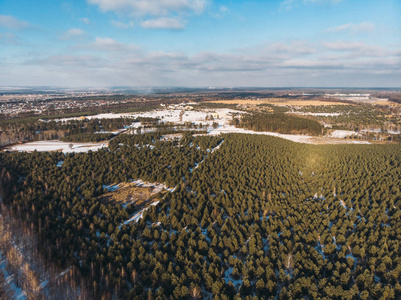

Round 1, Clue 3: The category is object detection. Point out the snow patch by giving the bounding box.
[330,130,357,138]
[124,201,160,224]
[5,141,107,153]
[102,184,120,192]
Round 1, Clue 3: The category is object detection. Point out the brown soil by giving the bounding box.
[99,182,166,206]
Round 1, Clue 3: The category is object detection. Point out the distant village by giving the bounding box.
[0,94,125,116]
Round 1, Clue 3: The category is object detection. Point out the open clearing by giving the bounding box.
[209,125,369,144]
[4,107,375,152]
[100,179,171,206]
[207,99,350,106]
[3,140,107,153]
[55,108,243,126]
[100,183,163,206]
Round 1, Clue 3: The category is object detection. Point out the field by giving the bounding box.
[209,125,370,144]
[100,180,169,206]
[208,98,350,106]
[4,140,107,153]
[2,106,375,153]
[55,108,243,126]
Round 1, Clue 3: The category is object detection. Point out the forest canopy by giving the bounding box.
[1,133,401,299]
[235,113,324,136]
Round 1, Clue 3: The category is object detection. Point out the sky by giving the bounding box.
[0,0,400,87]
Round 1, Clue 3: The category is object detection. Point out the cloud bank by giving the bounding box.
[87,0,207,16]
[6,39,399,87]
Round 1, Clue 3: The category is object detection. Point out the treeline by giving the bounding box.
[0,117,138,147]
[1,134,401,298]
[297,105,401,132]
[236,113,324,135]
[61,133,115,143]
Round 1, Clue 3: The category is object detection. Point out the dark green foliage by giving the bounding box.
[297,104,401,131]
[61,133,115,142]
[1,133,401,299]
[237,113,324,135]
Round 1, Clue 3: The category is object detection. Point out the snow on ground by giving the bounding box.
[210,125,370,145]
[5,141,107,153]
[223,267,242,288]
[211,140,224,152]
[124,201,160,225]
[56,108,244,127]
[8,109,376,154]
[130,179,172,193]
[360,128,401,134]
[345,254,358,269]
[0,251,26,300]
[330,130,357,138]
[102,184,120,192]
[126,108,244,127]
[292,112,341,117]
[209,125,314,144]
[54,113,135,122]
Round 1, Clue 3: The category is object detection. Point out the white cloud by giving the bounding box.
[0,33,20,45]
[210,5,230,18]
[324,41,386,58]
[91,37,133,51]
[87,0,206,16]
[220,6,229,13]
[6,38,401,87]
[265,41,316,55]
[326,22,375,33]
[60,28,88,40]
[324,41,365,50]
[80,17,90,24]
[33,55,105,68]
[305,0,343,4]
[281,0,343,10]
[111,20,134,29]
[281,0,297,10]
[141,17,185,29]
[0,15,30,30]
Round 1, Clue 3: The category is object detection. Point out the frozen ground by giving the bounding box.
[209,125,314,144]
[5,141,107,153]
[129,108,242,126]
[0,250,26,300]
[54,113,135,122]
[330,130,357,138]
[209,126,370,144]
[130,179,173,193]
[104,179,172,195]
[124,201,160,225]
[292,112,341,117]
[8,109,374,153]
[360,128,401,134]
[56,108,243,127]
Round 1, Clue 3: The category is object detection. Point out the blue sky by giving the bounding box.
[0,0,400,87]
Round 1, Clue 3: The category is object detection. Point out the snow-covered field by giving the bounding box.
[5,141,107,153]
[292,112,341,117]
[54,113,134,122]
[209,125,315,144]
[7,108,375,153]
[56,108,243,127]
[330,130,357,138]
[360,128,401,134]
